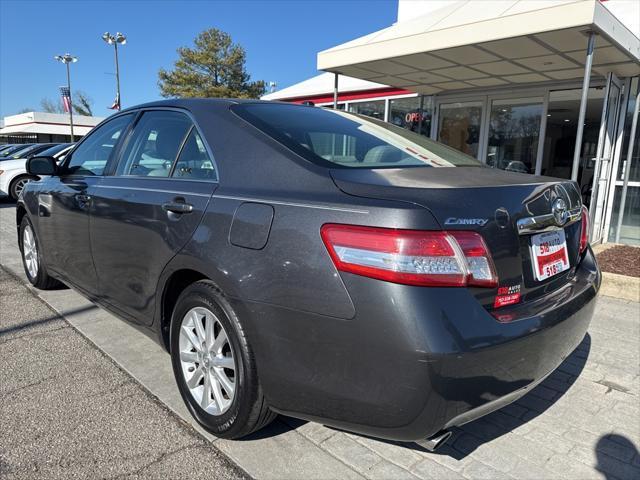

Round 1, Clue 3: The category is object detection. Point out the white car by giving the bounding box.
[0,143,73,200]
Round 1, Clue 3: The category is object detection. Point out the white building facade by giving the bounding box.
[0,111,104,144]
[264,0,640,245]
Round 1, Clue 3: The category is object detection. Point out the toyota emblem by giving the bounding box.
[552,198,569,226]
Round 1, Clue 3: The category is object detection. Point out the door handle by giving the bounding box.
[162,201,193,214]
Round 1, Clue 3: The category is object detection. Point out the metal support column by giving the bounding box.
[66,62,75,143]
[571,31,596,182]
[114,41,121,110]
[333,73,338,109]
[614,90,640,243]
[418,95,425,136]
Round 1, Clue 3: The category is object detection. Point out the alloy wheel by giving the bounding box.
[14,178,30,198]
[22,225,38,278]
[179,306,236,415]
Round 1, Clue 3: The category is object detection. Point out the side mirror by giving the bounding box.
[27,156,57,176]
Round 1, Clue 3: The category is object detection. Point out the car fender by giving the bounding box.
[2,168,29,191]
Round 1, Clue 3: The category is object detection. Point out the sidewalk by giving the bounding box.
[1,201,639,480]
[0,267,247,480]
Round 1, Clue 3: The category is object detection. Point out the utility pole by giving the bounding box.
[54,53,78,142]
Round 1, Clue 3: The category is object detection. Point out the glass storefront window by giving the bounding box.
[348,100,385,120]
[617,77,640,182]
[608,186,640,245]
[389,96,433,137]
[437,101,482,158]
[540,88,604,181]
[486,99,542,174]
[320,103,345,110]
[608,76,640,244]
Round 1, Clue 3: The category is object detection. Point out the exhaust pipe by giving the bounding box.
[416,430,452,452]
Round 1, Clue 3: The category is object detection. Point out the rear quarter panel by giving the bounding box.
[154,106,443,416]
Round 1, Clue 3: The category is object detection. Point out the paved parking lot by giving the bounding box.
[0,266,247,479]
[1,199,639,479]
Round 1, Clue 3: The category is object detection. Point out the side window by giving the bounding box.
[116,111,192,177]
[65,114,133,175]
[172,129,217,181]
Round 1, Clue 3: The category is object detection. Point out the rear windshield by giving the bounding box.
[0,144,32,157]
[8,145,38,158]
[232,103,481,169]
[39,143,71,157]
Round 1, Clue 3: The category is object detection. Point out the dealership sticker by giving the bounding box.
[494,284,521,308]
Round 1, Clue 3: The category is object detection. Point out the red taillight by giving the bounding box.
[579,205,589,253]
[320,224,498,288]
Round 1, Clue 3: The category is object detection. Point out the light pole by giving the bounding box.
[102,32,126,110]
[54,53,78,142]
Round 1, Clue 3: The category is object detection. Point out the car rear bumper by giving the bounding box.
[240,246,600,442]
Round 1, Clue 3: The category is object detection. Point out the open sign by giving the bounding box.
[405,112,423,123]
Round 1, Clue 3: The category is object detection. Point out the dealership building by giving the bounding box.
[0,111,103,144]
[263,0,640,245]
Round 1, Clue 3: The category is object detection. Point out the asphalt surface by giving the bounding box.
[0,266,248,480]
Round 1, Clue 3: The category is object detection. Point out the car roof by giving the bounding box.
[119,98,286,114]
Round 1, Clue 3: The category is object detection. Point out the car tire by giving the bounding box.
[19,216,62,290]
[10,175,37,201]
[170,280,276,439]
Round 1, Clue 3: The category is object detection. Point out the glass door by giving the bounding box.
[485,98,543,174]
[606,77,640,245]
[436,101,483,159]
[590,73,623,243]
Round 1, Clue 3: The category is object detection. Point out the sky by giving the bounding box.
[0,0,398,119]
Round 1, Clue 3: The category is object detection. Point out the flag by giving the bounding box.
[108,92,120,111]
[59,86,71,113]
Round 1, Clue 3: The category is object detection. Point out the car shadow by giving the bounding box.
[0,199,17,208]
[240,333,591,457]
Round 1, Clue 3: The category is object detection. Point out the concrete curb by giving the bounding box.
[592,243,640,302]
[600,272,640,303]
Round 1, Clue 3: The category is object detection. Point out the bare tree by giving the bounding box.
[40,97,65,114]
[73,91,93,116]
[40,91,94,116]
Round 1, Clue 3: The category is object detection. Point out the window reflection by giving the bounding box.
[437,102,482,158]
[389,96,432,137]
[348,100,385,120]
[486,100,542,174]
[617,77,640,183]
[608,186,640,245]
[540,88,604,181]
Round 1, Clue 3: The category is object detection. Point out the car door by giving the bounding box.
[36,113,134,294]
[89,109,218,324]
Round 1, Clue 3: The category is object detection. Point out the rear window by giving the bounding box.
[1,144,32,157]
[232,103,481,169]
[38,143,71,157]
[9,144,40,158]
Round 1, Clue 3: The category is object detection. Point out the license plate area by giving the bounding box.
[530,229,570,281]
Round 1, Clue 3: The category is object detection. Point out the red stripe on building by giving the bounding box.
[3,120,97,128]
[286,87,414,105]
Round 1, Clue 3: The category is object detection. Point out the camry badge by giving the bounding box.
[552,198,569,226]
[444,217,489,226]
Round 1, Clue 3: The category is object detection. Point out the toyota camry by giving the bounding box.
[17,99,600,450]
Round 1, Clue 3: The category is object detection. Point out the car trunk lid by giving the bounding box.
[330,166,583,310]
